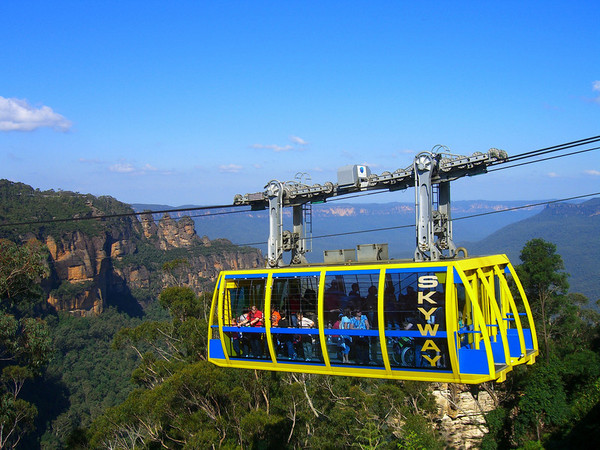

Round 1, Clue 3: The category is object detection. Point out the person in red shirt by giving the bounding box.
[240,305,264,357]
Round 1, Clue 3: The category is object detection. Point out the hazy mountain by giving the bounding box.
[468,198,600,301]
[133,198,599,300]
[132,200,543,259]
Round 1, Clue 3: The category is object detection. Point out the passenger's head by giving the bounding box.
[250,305,257,312]
[351,283,359,292]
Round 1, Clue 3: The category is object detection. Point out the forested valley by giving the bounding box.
[1,236,598,449]
[1,182,599,448]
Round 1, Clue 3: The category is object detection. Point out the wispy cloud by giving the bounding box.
[219,164,243,173]
[290,135,308,146]
[104,160,162,175]
[110,163,136,173]
[584,169,600,176]
[547,172,560,178]
[0,96,72,132]
[251,144,294,152]
[252,135,309,152]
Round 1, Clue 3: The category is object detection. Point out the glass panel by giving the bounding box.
[323,272,382,367]
[503,270,531,331]
[270,275,322,363]
[455,280,474,349]
[385,270,449,370]
[222,277,268,359]
[210,278,221,340]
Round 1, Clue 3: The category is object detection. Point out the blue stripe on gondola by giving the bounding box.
[221,327,447,338]
[384,330,448,338]
[224,273,268,279]
[271,272,320,278]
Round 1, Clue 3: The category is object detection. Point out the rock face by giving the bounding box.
[432,384,495,449]
[43,213,263,316]
[156,214,201,250]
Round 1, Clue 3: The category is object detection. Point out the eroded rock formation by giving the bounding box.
[43,213,263,316]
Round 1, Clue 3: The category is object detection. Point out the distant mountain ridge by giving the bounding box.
[468,198,600,301]
[132,199,543,256]
[133,198,599,300]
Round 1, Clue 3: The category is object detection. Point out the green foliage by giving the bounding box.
[31,309,143,447]
[87,286,444,449]
[515,363,568,441]
[0,179,134,240]
[0,238,49,315]
[48,280,94,301]
[0,395,37,448]
[517,238,570,360]
[0,237,51,448]
[482,238,600,448]
[397,414,443,450]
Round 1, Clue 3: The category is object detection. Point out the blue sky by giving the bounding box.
[1,1,599,206]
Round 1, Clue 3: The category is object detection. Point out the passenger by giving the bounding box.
[277,312,297,360]
[271,308,281,327]
[237,309,249,325]
[364,285,379,364]
[384,282,400,329]
[296,312,315,361]
[229,317,244,357]
[324,280,343,325]
[398,285,418,323]
[351,310,370,364]
[348,283,362,312]
[239,305,264,358]
[303,288,317,314]
[339,309,353,363]
[288,294,301,326]
[236,309,250,356]
[365,285,378,327]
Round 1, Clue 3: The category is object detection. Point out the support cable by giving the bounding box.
[233,192,600,247]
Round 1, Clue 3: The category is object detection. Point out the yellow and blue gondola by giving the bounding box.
[208,254,538,384]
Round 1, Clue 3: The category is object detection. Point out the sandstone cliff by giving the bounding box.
[35,210,263,316]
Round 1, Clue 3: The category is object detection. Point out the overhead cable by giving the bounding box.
[488,145,600,172]
[233,192,600,247]
[0,203,242,228]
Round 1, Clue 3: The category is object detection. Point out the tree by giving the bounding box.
[517,238,569,361]
[0,239,51,448]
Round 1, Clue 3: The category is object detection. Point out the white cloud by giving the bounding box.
[108,161,160,175]
[252,136,309,152]
[251,143,294,152]
[219,164,243,173]
[584,169,600,176]
[110,163,136,173]
[290,135,308,145]
[0,96,72,131]
[547,172,560,178]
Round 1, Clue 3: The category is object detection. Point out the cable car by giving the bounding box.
[208,254,537,384]
[208,149,538,383]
